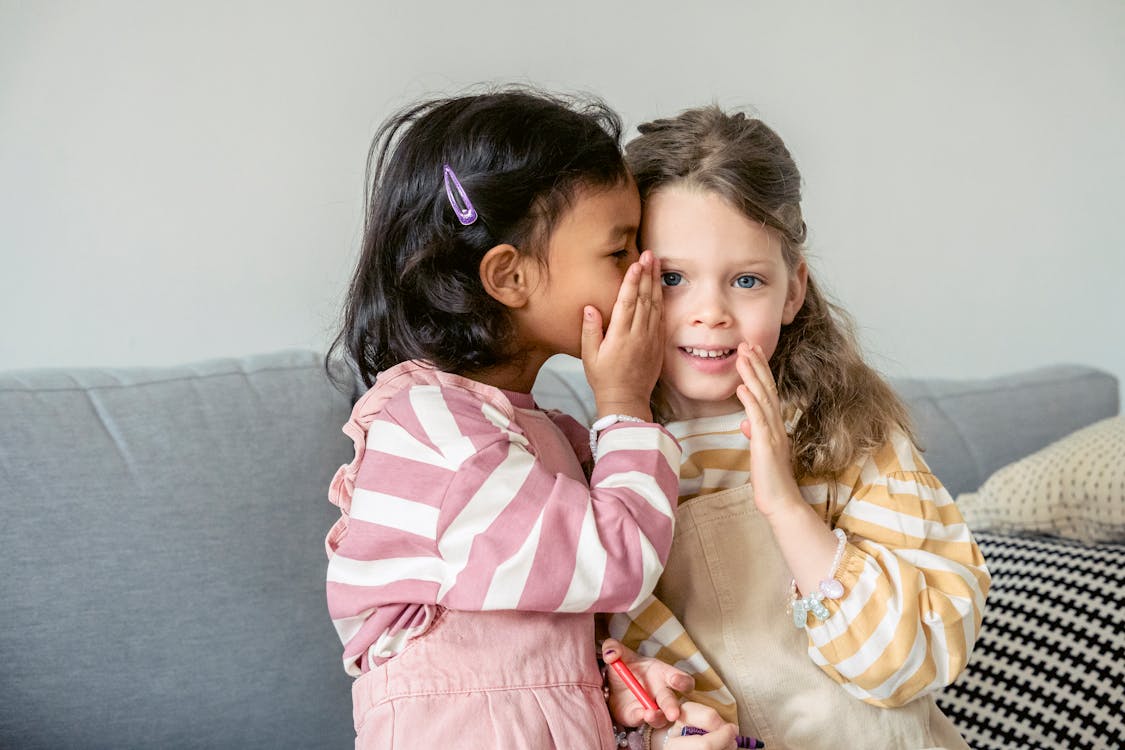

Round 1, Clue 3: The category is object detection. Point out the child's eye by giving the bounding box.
[661,272,683,287]
[734,275,761,289]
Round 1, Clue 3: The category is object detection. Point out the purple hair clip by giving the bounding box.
[442,164,478,226]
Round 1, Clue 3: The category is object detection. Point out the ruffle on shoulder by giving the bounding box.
[325,385,389,557]
[328,386,388,514]
[324,360,520,558]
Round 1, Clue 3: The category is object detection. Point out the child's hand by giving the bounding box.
[581,251,664,421]
[653,702,740,749]
[735,342,804,518]
[602,638,693,728]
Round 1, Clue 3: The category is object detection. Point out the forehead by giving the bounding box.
[549,179,641,239]
[643,187,782,265]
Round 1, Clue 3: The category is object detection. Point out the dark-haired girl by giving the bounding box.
[324,90,736,749]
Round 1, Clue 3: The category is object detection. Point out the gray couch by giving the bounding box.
[1,351,1118,749]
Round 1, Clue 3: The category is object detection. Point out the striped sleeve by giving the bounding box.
[441,415,681,614]
[806,432,991,706]
[326,384,680,673]
[609,597,739,723]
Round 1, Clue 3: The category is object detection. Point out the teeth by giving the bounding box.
[684,347,732,359]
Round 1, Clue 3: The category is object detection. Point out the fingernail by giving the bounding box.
[584,307,594,320]
[603,648,617,658]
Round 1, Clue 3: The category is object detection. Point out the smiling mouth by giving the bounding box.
[680,347,735,360]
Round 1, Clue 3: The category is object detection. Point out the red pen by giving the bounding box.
[609,658,660,712]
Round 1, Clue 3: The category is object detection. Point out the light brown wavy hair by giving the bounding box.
[626,105,915,481]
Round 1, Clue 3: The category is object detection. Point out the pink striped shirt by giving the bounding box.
[325,361,681,676]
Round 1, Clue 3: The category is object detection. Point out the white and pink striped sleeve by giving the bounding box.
[326,384,681,671]
[434,395,681,615]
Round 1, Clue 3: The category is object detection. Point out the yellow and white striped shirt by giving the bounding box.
[610,411,990,719]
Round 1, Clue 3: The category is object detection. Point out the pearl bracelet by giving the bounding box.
[589,414,646,457]
[789,527,848,628]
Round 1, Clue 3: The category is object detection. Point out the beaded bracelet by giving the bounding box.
[589,414,647,456]
[789,527,848,628]
[610,725,650,749]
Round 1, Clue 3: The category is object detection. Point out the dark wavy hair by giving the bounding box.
[327,87,628,389]
[627,106,915,483]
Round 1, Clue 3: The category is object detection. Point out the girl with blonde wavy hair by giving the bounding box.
[602,106,990,749]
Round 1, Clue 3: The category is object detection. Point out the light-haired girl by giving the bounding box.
[609,106,991,749]
[325,90,736,749]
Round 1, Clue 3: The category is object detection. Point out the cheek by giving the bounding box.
[737,307,784,348]
[583,277,621,322]
[596,267,628,307]
[660,299,681,342]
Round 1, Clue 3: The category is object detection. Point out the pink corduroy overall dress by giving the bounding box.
[349,405,616,749]
[351,609,614,748]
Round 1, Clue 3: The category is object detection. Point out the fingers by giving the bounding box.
[633,250,663,336]
[601,640,652,727]
[735,343,777,407]
[667,702,740,749]
[673,724,737,749]
[649,663,694,726]
[608,251,663,339]
[580,305,604,368]
[633,251,653,329]
[738,342,777,399]
[677,702,730,731]
[601,638,624,664]
[651,680,685,725]
[602,638,693,728]
[605,257,643,340]
[735,343,785,438]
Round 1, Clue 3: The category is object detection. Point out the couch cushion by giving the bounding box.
[935,532,1125,750]
[891,365,1120,497]
[0,351,355,749]
[957,416,1125,543]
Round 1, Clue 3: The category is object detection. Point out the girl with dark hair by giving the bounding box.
[324,90,736,749]
[606,106,990,749]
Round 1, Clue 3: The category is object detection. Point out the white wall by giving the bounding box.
[3,1,1123,394]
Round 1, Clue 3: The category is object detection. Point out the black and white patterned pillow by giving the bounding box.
[936,532,1125,750]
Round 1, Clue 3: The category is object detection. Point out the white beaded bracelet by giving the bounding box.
[589,414,646,457]
[789,527,848,628]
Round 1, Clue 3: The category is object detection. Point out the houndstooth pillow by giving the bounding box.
[936,532,1125,750]
[956,416,1125,543]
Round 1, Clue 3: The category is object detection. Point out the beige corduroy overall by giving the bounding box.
[655,484,970,750]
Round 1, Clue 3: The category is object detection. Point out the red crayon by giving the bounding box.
[609,658,660,712]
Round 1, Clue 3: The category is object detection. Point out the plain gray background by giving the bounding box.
[2,1,1123,394]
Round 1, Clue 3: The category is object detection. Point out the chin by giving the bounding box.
[673,379,737,402]
[665,384,740,417]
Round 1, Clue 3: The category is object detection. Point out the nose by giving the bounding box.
[689,288,732,328]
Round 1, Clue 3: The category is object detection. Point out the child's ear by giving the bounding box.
[479,244,538,308]
[782,260,808,324]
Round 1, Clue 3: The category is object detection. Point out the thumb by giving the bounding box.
[580,306,604,369]
[601,638,624,664]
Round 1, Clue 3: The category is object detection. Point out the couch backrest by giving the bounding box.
[0,351,355,749]
[533,358,1121,497]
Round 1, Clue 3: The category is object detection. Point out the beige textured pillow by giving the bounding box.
[957,416,1125,543]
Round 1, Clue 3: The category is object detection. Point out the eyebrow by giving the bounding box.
[658,255,774,267]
